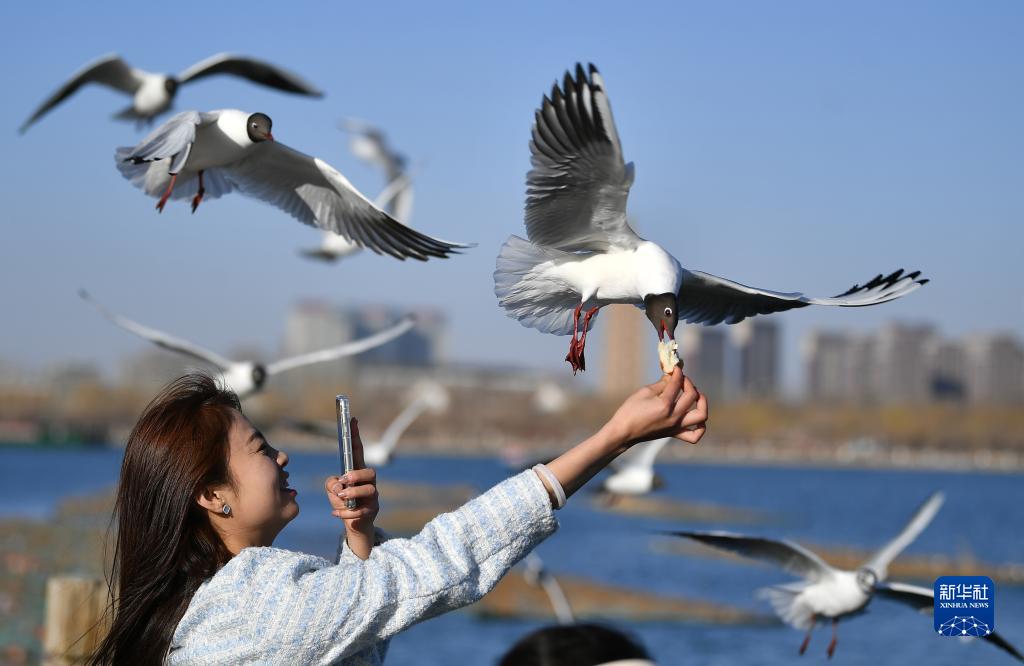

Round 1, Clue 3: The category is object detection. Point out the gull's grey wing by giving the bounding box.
[20,54,143,133]
[79,290,234,370]
[177,53,323,96]
[666,530,835,583]
[115,110,217,174]
[876,582,1023,662]
[863,492,945,581]
[676,268,929,326]
[225,141,470,260]
[525,63,641,252]
[266,316,415,375]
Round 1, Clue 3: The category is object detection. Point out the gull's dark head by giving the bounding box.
[643,293,678,340]
[251,364,268,389]
[163,77,179,97]
[856,567,879,594]
[247,113,274,143]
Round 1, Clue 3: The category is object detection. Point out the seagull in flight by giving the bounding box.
[80,290,414,399]
[665,491,945,659]
[20,53,322,133]
[873,581,1023,662]
[602,437,671,495]
[494,64,928,374]
[115,109,469,261]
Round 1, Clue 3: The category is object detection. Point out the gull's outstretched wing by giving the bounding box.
[876,582,1023,662]
[676,268,929,326]
[226,141,470,260]
[266,315,415,375]
[525,63,641,252]
[863,491,945,581]
[115,110,218,174]
[21,54,143,133]
[177,54,323,96]
[666,530,835,583]
[79,290,233,370]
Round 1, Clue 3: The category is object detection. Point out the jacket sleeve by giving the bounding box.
[231,470,558,663]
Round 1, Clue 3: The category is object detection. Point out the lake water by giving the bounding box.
[2,446,1022,665]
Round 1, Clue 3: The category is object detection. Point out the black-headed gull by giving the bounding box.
[665,491,945,659]
[20,53,322,133]
[80,291,414,399]
[873,581,1023,662]
[494,64,928,374]
[602,437,671,495]
[115,109,469,260]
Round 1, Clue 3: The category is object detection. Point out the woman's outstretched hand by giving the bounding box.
[324,418,379,560]
[604,367,708,449]
[538,368,708,503]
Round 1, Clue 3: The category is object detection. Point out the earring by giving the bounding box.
[222,504,232,516]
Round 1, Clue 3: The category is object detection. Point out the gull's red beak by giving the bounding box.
[659,321,666,341]
[266,132,275,142]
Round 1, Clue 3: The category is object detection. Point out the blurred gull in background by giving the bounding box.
[602,437,671,496]
[79,290,415,399]
[19,53,323,133]
[665,492,947,659]
[494,63,928,374]
[522,553,575,625]
[339,117,414,224]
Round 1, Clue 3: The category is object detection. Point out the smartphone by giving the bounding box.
[335,395,358,510]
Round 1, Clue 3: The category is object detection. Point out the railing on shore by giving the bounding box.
[43,576,108,665]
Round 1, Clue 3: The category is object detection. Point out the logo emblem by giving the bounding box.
[934,576,995,636]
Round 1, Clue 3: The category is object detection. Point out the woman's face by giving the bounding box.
[219,410,299,545]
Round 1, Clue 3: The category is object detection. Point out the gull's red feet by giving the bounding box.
[799,615,815,656]
[564,305,599,375]
[156,173,178,213]
[826,619,838,659]
[565,304,584,374]
[191,170,206,214]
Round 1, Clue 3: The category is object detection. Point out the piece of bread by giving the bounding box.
[658,339,680,374]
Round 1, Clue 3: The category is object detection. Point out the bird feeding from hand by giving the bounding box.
[115,109,470,261]
[493,64,928,375]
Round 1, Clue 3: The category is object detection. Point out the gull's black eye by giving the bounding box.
[664,307,673,317]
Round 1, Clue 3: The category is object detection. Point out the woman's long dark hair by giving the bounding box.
[90,374,241,665]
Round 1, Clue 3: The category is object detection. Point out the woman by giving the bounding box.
[90,368,707,665]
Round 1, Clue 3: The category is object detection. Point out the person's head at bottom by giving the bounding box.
[498,623,655,666]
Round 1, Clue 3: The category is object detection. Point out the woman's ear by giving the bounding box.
[196,487,229,515]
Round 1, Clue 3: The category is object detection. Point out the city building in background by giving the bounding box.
[680,318,781,401]
[803,323,1024,404]
[600,304,647,397]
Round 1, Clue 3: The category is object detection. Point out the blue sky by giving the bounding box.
[0,1,1021,393]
